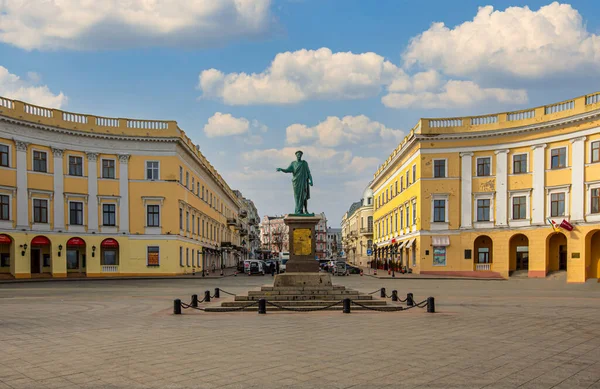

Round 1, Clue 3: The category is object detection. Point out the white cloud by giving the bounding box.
[383,80,528,109]
[198,47,402,105]
[0,0,273,50]
[0,66,67,108]
[403,2,600,78]
[286,115,404,148]
[203,112,267,145]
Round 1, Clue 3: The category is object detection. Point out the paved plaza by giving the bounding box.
[0,275,599,389]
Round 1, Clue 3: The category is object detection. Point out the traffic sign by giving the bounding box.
[367,249,372,256]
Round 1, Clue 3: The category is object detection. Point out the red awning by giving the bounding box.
[0,234,11,244]
[31,236,50,245]
[101,238,119,248]
[67,237,86,247]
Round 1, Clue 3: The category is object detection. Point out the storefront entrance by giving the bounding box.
[67,237,86,276]
[30,236,51,276]
[547,232,567,272]
[509,234,529,273]
[0,234,12,276]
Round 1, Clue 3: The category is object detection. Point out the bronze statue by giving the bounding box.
[276,150,314,215]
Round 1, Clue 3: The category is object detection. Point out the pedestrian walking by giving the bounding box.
[271,262,276,276]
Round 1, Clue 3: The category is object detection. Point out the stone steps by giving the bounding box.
[222,299,387,307]
[248,289,359,296]
[235,294,374,301]
[260,285,346,291]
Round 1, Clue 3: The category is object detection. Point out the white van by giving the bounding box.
[279,252,289,273]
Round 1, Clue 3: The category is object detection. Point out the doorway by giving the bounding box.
[559,245,567,271]
[30,248,41,273]
[516,249,529,270]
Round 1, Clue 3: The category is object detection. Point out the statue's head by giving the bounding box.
[295,150,303,161]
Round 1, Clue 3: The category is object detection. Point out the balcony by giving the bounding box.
[240,210,248,218]
[475,263,491,271]
[227,218,237,226]
[360,227,373,235]
[102,265,118,273]
[240,229,248,236]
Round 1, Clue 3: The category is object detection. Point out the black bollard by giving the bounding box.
[427,297,435,313]
[392,290,398,302]
[380,287,386,298]
[258,298,266,314]
[407,293,414,307]
[204,290,211,302]
[343,298,351,313]
[191,294,198,308]
[214,288,220,299]
[174,299,182,315]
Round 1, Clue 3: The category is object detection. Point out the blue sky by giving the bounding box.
[1,0,599,225]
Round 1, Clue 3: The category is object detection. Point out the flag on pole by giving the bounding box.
[547,218,560,231]
[560,219,574,231]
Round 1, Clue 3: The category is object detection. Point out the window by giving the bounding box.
[179,208,183,230]
[202,220,205,237]
[477,199,490,221]
[478,248,490,263]
[102,248,118,266]
[197,182,200,196]
[0,195,9,221]
[33,151,47,172]
[147,205,160,227]
[433,200,445,222]
[147,246,160,266]
[394,213,397,232]
[33,199,48,223]
[68,156,83,176]
[412,202,417,225]
[0,144,8,167]
[186,172,189,188]
[395,181,398,195]
[550,193,565,217]
[186,211,189,231]
[513,154,527,174]
[512,196,526,220]
[406,171,410,186]
[592,141,600,163]
[192,177,195,192]
[69,202,84,225]
[146,161,159,180]
[400,177,404,191]
[179,246,183,267]
[192,215,195,234]
[592,189,600,214]
[433,160,446,178]
[102,159,115,179]
[412,165,416,182]
[186,248,189,267]
[386,189,389,203]
[192,249,195,267]
[433,247,446,266]
[399,209,403,229]
[202,185,205,200]
[0,253,9,267]
[103,204,116,226]
[551,147,566,169]
[179,166,183,183]
[405,205,410,228]
[477,157,491,176]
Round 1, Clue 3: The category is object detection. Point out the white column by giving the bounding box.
[495,149,509,227]
[118,154,130,233]
[15,140,29,229]
[52,148,65,230]
[570,136,586,222]
[86,152,99,232]
[460,152,473,229]
[531,144,547,225]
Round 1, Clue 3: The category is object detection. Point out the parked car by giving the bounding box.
[244,260,265,276]
[346,264,361,274]
[279,252,289,273]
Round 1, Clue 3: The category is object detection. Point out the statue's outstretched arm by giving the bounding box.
[277,162,294,173]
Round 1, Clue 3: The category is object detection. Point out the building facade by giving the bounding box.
[371,91,600,282]
[0,96,243,278]
[341,187,374,266]
[260,216,288,256]
[326,227,342,259]
[233,190,260,260]
[315,212,328,260]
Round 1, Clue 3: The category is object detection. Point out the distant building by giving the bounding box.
[260,216,288,256]
[341,186,374,266]
[326,227,342,258]
[315,213,328,260]
[233,190,260,260]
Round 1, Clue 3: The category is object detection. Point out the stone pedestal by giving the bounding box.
[273,272,332,287]
[283,215,320,273]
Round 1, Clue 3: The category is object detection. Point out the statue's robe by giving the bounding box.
[281,160,312,214]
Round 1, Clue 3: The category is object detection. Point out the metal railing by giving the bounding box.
[102,265,119,273]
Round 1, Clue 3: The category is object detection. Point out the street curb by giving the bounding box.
[363,274,505,281]
[0,275,232,284]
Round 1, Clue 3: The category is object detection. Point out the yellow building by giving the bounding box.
[341,187,373,267]
[371,92,600,283]
[0,96,246,278]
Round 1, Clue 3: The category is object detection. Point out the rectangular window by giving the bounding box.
[0,144,8,167]
[69,202,84,225]
[399,209,403,228]
[0,195,9,220]
[433,247,446,266]
[513,154,527,174]
[433,160,446,178]
[592,141,600,163]
[33,199,48,223]
[406,171,410,186]
[102,204,116,226]
[477,157,491,176]
[147,205,160,227]
[68,156,83,176]
[550,193,565,217]
[146,161,159,180]
[192,215,195,234]
[186,211,189,231]
[192,177,195,193]
[551,147,566,169]
[405,205,410,228]
[395,181,398,195]
[400,177,404,191]
[412,165,416,182]
[179,246,183,267]
[0,253,9,267]
[433,200,445,222]
[186,172,189,188]
[102,159,115,179]
[33,150,47,172]
[386,189,389,203]
[179,166,183,183]
[477,199,490,221]
[512,196,527,220]
[202,220,205,237]
[186,248,189,267]
[147,246,160,266]
[197,182,200,196]
[592,188,600,214]
[179,208,183,230]
[202,185,205,200]
[412,203,417,225]
[192,249,195,267]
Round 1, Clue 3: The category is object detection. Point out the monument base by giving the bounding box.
[273,272,332,287]
[284,214,321,273]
